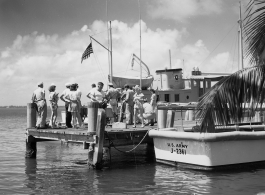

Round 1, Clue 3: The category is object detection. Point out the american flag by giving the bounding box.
[81,43,93,63]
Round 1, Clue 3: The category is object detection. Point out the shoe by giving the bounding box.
[141,125,145,128]
[132,125,136,128]
[149,123,154,126]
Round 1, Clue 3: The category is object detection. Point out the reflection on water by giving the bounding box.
[1,108,265,194]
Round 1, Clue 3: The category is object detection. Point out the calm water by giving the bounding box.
[1,108,265,194]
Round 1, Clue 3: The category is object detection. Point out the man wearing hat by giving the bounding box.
[60,83,72,128]
[32,82,47,128]
[105,82,120,121]
[123,84,135,125]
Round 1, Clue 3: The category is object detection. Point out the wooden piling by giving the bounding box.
[166,110,175,128]
[87,109,106,169]
[27,103,36,128]
[157,109,167,129]
[25,135,37,158]
[87,102,99,133]
[93,109,106,169]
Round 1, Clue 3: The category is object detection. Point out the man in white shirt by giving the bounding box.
[87,82,105,102]
[32,82,47,128]
[60,83,72,128]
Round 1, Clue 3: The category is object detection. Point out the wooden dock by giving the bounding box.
[25,102,154,169]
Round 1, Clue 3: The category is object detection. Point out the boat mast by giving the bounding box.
[238,1,244,69]
[138,0,142,89]
[110,21,113,83]
[169,50,172,69]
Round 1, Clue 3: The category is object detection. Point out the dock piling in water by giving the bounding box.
[87,102,99,133]
[27,103,36,128]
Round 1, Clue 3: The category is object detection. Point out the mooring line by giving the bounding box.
[105,129,152,153]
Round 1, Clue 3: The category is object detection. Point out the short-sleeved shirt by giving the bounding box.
[143,102,154,114]
[32,87,45,102]
[66,91,80,101]
[87,88,105,102]
[106,87,120,100]
[61,88,70,102]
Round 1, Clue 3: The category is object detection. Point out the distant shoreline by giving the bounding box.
[0,106,65,108]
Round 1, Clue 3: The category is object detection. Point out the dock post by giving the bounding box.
[166,110,175,128]
[102,147,111,167]
[87,102,99,133]
[87,109,106,169]
[27,103,36,128]
[157,109,167,129]
[25,135,37,158]
[93,109,106,169]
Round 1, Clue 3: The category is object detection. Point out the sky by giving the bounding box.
[0,0,250,106]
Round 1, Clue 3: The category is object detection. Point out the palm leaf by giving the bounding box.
[244,0,265,64]
[196,65,265,132]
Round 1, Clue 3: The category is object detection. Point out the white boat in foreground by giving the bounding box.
[149,102,265,170]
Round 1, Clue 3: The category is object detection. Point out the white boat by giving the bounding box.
[110,54,154,89]
[111,75,154,89]
[149,102,265,170]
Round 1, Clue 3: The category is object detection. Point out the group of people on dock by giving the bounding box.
[31,81,157,129]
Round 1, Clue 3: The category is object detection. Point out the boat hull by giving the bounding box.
[149,130,265,170]
[111,75,154,88]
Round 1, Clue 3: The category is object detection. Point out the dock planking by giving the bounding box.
[26,124,155,147]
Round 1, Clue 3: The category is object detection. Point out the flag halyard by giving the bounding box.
[81,43,93,63]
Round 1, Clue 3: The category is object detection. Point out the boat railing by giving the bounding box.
[156,102,265,133]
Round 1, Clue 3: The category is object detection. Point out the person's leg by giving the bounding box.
[129,105,134,125]
[138,108,145,127]
[125,103,130,124]
[76,112,83,128]
[65,103,72,128]
[72,112,77,128]
[51,110,55,128]
[133,108,137,127]
[53,109,58,127]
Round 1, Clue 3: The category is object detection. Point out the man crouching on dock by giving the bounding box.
[32,82,47,128]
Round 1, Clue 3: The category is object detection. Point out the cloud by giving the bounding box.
[148,0,223,22]
[0,19,236,106]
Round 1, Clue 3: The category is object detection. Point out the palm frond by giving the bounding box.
[244,0,265,64]
[196,65,265,132]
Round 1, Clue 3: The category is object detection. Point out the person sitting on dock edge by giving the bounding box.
[60,83,72,128]
[32,82,47,129]
[142,98,155,126]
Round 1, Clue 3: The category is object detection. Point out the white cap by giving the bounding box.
[65,83,71,87]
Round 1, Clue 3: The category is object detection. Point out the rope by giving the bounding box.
[104,129,152,153]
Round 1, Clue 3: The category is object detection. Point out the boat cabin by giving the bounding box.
[155,67,230,103]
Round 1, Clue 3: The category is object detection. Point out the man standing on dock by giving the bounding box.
[60,83,72,128]
[124,84,134,125]
[105,82,120,121]
[32,82,47,128]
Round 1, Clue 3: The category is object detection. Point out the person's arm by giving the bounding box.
[31,93,35,103]
[87,91,97,102]
[60,91,66,103]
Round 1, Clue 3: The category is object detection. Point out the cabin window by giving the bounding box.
[174,75,178,80]
[193,80,197,87]
[175,94,179,102]
[165,94,170,102]
[186,95,189,100]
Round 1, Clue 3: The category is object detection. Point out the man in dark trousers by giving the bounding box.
[60,83,72,128]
